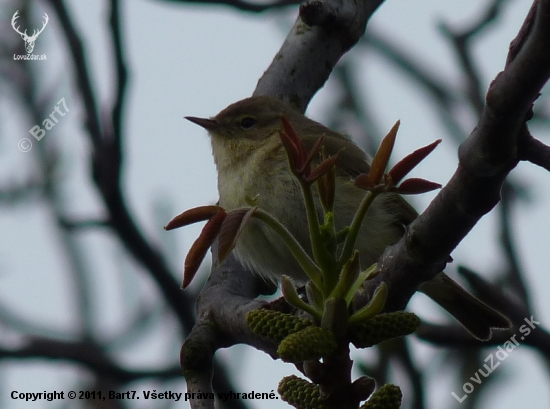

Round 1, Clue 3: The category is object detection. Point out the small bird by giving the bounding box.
[186,95,510,340]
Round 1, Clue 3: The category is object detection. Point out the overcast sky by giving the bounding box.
[1,0,548,408]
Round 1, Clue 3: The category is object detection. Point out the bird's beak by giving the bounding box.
[185,116,219,131]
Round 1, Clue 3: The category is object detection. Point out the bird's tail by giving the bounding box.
[419,272,511,341]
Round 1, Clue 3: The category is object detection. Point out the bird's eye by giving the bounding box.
[240,117,256,130]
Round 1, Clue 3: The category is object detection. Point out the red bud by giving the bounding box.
[217,207,256,263]
[165,205,223,231]
[182,210,227,288]
[299,135,325,175]
[354,173,375,190]
[307,153,339,182]
[369,121,400,184]
[389,139,441,184]
[396,178,442,194]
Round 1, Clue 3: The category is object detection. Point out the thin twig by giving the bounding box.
[154,0,300,12]
[47,0,196,334]
[0,338,182,383]
[362,29,468,144]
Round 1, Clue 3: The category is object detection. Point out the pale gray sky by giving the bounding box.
[1,0,548,408]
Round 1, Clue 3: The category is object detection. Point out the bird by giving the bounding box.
[185,95,511,340]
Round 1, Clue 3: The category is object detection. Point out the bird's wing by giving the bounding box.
[298,124,371,177]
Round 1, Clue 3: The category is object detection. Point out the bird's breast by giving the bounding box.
[215,142,311,281]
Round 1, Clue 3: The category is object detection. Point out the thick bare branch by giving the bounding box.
[254,0,386,111]
[182,252,276,408]
[181,1,550,406]
[363,0,550,312]
[460,0,550,176]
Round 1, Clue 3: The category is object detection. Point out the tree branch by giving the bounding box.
[365,0,550,311]
[518,129,550,171]
[362,29,468,144]
[183,0,550,406]
[181,252,276,409]
[0,338,182,383]
[154,0,300,13]
[254,0,386,112]
[439,0,511,115]
[47,0,195,335]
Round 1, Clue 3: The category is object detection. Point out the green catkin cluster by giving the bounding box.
[360,384,402,409]
[278,326,337,363]
[349,312,420,348]
[278,375,326,409]
[246,309,312,343]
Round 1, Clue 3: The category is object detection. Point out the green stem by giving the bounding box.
[300,181,329,267]
[339,191,377,270]
[282,276,322,321]
[253,209,323,287]
[347,282,387,326]
[344,263,378,305]
[300,181,339,297]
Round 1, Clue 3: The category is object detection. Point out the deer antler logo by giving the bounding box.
[11,10,49,54]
